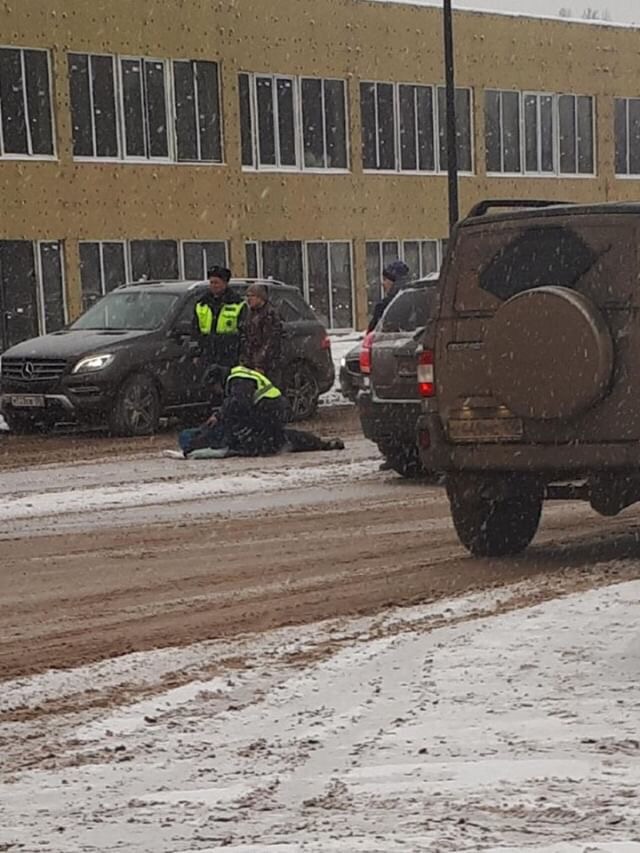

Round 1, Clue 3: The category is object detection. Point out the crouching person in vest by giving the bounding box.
[193,266,246,395]
[175,366,344,458]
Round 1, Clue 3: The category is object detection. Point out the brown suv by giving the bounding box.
[418,199,640,557]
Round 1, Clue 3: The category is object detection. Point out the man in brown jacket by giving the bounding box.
[240,283,284,383]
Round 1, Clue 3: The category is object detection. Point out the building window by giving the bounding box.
[365,239,443,313]
[360,81,473,173]
[79,241,128,309]
[239,72,348,171]
[0,47,55,158]
[485,89,594,176]
[246,240,354,329]
[173,60,222,162]
[68,54,119,158]
[0,241,65,351]
[181,241,228,279]
[129,240,179,280]
[615,97,640,176]
[68,53,223,163]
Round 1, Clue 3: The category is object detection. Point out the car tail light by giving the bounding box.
[418,349,435,397]
[321,334,331,351]
[359,331,375,374]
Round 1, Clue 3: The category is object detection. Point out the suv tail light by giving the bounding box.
[321,333,331,351]
[418,349,435,397]
[359,331,375,374]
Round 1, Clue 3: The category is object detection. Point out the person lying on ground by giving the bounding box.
[172,365,344,459]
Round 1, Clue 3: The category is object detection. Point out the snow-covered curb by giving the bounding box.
[3,580,640,851]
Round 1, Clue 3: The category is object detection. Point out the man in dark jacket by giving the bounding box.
[176,365,344,458]
[193,266,246,370]
[367,259,410,332]
[239,283,283,383]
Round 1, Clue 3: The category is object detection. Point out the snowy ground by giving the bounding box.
[321,331,362,407]
[2,579,640,851]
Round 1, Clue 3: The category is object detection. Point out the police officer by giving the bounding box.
[193,266,246,373]
[178,365,344,457]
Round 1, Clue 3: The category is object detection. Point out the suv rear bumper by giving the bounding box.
[358,390,421,446]
[418,413,640,475]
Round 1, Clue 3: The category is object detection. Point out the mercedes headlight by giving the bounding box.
[72,353,115,374]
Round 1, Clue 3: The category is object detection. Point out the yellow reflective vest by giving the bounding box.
[195,301,244,336]
[227,365,282,403]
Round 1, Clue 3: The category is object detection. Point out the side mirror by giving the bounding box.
[171,319,192,340]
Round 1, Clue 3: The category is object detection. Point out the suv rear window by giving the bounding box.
[381,288,435,333]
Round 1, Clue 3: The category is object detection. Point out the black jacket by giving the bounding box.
[367,285,399,333]
[193,288,247,367]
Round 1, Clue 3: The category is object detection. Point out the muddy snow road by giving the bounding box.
[2,409,640,681]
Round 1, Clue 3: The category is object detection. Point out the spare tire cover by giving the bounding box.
[485,286,614,420]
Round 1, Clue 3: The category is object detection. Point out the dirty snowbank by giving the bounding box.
[2,580,640,851]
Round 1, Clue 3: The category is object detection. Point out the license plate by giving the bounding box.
[10,395,45,408]
[448,417,523,443]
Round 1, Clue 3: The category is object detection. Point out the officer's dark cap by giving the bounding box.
[207,266,231,283]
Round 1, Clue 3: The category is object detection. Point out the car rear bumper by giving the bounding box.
[417,413,640,476]
[358,390,421,446]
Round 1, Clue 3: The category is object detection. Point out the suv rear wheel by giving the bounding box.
[109,373,160,436]
[379,443,424,479]
[447,475,543,557]
[284,361,319,422]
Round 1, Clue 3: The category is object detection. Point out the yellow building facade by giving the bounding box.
[1,0,640,345]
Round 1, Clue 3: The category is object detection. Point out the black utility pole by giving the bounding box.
[443,0,459,232]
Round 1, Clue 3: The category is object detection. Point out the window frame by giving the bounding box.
[613,96,640,178]
[240,71,351,174]
[68,51,120,161]
[35,240,68,333]
[179,239,229,279]
[485,88,596,178]
[0,44,57,160]
[245,239,355,330]
[172,59,223,164]
[78,239,130,309]
[118,54,173,163]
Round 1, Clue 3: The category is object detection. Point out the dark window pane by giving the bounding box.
[301,78,324,168]
[256,77,276,165]
[628,99,640,175]
[524,94,538,172]
[130,240,178,281]
[437,87,446,170]
[416,86,435,171]
[261,241,303,289]
[145,60,168,158]
[102,242,127,292]
[277,78,296,166]
[330,242,353,329]
[502,91,521,173]
[174,61,197,161]
[485,90,501,172]
[377,83,396,170]
[24,50,53,155]
[540,95,554,172]
[455,88,472,172]
[68,54,93,157]
[382,241,400,270]
[0,241,39,348]
[91,55,118,157]
[39,242,65,332]
[399,84,417,171]
[615,98,628,175]
[403,241,420,277]
[246,242,258,278]
[122,59,145,157]
[79,242,102,309]
[559,94,577,174]
[239,73,253,166]
[365,242,381,312]
[421,241,439,274]
[196,61,221,162]
[360,83,377,169]
[577,95,594,174]
[324,79,347,169]
[306,242,330,327]
[0,48,28,154]
[183,241,227,279]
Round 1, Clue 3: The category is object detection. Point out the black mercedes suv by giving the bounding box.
[0,279,334,434]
